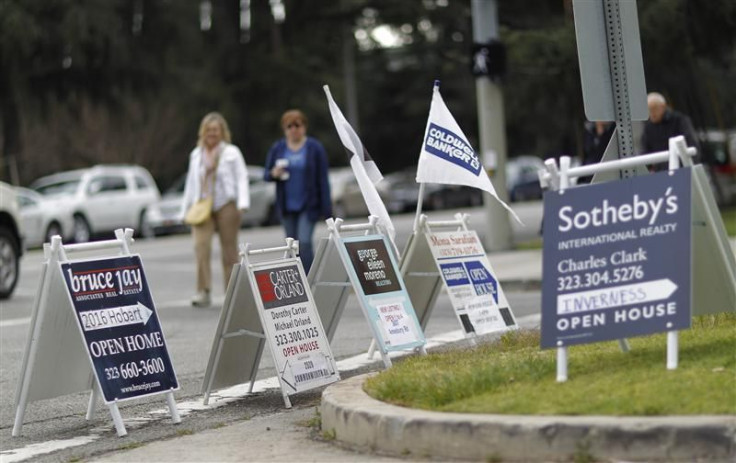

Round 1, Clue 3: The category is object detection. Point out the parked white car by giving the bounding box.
[0,181,23,299]
[15,187,75,248]
[30,165,161,243]
[142,165,276,237]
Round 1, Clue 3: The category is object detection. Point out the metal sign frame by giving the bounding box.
[59,254,179,405]
[311,216,427,368]
[539,135,736,382]
[200,257,266,405]
[201,238,339,409]
[422,218,519,338]
[12,229,180,438]
[398,212,518,343]
[540,139,735,318]
[307,236,354,344]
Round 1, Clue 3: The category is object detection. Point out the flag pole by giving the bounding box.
[412,183,425,233]
[413,80,440,233]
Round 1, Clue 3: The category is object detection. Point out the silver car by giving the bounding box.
[15,187,75,248]
[30,165,161,243]
[0,181,23,299]
[142,165,276,237]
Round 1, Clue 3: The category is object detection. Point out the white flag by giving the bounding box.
[323,85,396,242]
[417,83,521,224]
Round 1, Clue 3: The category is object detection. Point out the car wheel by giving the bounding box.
[139,210,155,239]
[45,221,63,244]
[73,215,92,243]
[0,227,20,299]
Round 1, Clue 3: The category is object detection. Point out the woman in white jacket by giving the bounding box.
[181,112,250,307]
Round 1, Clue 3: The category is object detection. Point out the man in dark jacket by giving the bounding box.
[641,92,700,171]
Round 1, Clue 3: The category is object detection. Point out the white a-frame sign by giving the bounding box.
[201,238,339,408]
[400,212,519,346]
[13,229,180,438]
[309,216,427,368]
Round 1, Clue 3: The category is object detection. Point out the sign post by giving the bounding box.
[572,0,649,180]
[201,239,339,408]
[13,229,180,437]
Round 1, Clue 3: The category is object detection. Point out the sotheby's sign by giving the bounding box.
[541,169,692,348]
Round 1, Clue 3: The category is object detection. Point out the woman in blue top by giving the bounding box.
[264,110,332,272]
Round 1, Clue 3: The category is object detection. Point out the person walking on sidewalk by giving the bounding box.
[641,92,700,171]
[263,109,331,273]
[181,112,250,307]
[580,121,615,184]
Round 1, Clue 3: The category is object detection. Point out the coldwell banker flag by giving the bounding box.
[323,85,396,242]
[417,82,521,224]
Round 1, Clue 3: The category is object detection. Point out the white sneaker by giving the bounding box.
[191,291,211,308]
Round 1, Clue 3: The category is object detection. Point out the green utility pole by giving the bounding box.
[472,0,513,251]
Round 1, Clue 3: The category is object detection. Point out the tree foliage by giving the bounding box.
[1,0,733,188]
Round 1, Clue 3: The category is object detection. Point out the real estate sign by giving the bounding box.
[341,235,425,351]
[542,169,692,348]
[251,260,338,393]
[425,230,517,335]
[61,255,178,403]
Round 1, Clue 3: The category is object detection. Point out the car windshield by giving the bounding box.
[35,180,81,196]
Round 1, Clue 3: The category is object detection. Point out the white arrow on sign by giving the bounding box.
[557,279,678,315]
[82,302,153,332]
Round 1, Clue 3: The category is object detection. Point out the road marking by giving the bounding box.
[0,313,541,462]
[0,435,99,463]
[9,289,38,298]
[0,317,31,328]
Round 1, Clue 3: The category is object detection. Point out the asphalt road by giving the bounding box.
[0,203,544,462]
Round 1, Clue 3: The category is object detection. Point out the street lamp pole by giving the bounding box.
[472,0,513,251]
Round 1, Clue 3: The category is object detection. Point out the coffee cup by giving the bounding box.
[275,159,290,180]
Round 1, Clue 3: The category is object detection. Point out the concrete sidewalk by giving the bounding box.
[92,405,405,463]
[91,240,736,462]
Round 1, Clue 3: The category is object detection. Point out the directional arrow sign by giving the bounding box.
[557,279,678,315]
[81,302,153,332]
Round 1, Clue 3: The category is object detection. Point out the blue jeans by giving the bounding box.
[282,211,316,273]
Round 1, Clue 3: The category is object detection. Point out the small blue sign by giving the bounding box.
[541,169,692,348]
[440,263,470,287]
[464,260,498,303]
[424,123,482,175]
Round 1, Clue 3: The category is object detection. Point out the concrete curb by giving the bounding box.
[321,374,736,462]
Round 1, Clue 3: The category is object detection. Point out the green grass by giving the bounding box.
[514,238,543,250]
[364,314,736,416]
[721,207,736,236]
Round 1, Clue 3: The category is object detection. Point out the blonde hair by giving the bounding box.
[280,109,308,130]
[197,112,232,146]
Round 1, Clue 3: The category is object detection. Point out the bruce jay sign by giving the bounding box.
[541,169,692,348]
[61,255,178,402]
